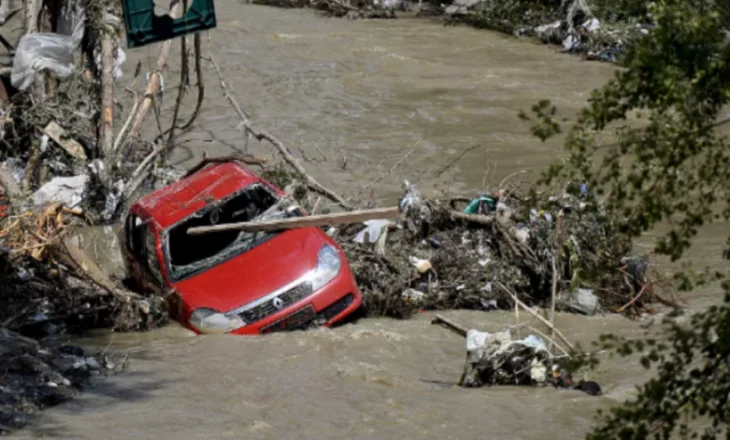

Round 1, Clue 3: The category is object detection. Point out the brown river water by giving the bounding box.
[10,3,728,439]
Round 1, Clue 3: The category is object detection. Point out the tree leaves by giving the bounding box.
[524,0,730,437]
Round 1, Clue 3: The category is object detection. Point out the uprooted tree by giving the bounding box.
[519,0,730,437]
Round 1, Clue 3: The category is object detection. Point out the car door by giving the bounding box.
[124,214,165,294]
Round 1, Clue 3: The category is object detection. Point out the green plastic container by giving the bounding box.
[463,196,496,214]
[123,0,217,48]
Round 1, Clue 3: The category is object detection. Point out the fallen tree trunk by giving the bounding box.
[187,207,399,235]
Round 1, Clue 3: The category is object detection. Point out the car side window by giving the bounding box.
[145,227,164,285]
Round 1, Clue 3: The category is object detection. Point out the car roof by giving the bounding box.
[134,162,262,230]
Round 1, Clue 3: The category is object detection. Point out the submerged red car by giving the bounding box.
[120,160,362,335]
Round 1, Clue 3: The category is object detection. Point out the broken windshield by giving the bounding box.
[164,183,293,282]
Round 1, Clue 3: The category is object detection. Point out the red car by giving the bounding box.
[120,160,362,335]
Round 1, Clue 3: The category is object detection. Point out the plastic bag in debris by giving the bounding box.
[3,157,26,184]
[583,17,600,33]
[32,175,89,209]
[399,181,431,233]
[11,7,85,91]
[354,219,392,244]
[519,334,547,351]
[101,180,125,221]
[465,328,512,362]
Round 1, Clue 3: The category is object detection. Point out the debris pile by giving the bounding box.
[458,327,602,395]
[444,0,651,64]
[0,328,120,433]
[337,182,659,318]
[0,206,167,337]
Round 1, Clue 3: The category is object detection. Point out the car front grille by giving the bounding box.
[238,281,314,324]
[317,293,355,323]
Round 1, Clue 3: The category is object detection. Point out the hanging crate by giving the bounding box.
[122,0,217,48]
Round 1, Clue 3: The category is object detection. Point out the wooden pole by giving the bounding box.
[431,314,469,337]
[496,281,576,353]
[186,207,399,235]
[99,29,116,156]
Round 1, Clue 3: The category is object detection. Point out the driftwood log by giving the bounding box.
[187,207,399,235]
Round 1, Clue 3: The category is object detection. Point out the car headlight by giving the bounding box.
[189,308,246,334]
[308,244,342,291]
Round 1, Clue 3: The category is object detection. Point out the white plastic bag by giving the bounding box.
[11,7,85,91]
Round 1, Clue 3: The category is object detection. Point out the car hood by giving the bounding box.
[173,228,326,313]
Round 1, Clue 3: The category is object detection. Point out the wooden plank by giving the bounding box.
[186,207,400,235]
[43,121,87,161]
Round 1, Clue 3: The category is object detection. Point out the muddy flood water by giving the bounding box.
[10,3,728,439]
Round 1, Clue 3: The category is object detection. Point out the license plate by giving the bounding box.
[260,304,317,334]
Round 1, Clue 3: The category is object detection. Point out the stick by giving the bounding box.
[431,314,468,337]
[113,88,139,153]
[450,211,494,226]
[350,147,416,200]
[615,281,653,313]
[311,197,322,215]
[207,54,353,211]
[434,144,479,177]
[499,170,528,189]
[166,35,189,147]
[496,281,576,352]
[187,207,400,235]
[526,325,569,357]
[548,255,558,353]
[122,141,166,201]
[126,0,183,140]
[99,27,116,156]
[44,121,87,161]
[176,33,204,131]
[515,294,520,339]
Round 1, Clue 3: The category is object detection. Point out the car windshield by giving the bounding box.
[164,183,294,281]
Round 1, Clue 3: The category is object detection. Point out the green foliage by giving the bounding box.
[587,287,730,440]
[537,0,730,262]
[520,0,730,437]
[518,100,562,142]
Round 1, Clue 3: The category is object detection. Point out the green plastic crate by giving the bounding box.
[123,0,217,48]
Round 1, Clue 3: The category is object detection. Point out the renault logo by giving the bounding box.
[272,296,284,310]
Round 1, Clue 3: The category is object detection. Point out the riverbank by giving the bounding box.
[0,329,120,434]
[248,0,652,64]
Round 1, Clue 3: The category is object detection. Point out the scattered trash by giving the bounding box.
[564,288,600,315]
[408,256,432,273]
[402,288,425,304]
[399,181,431,235]
[4,158,26,184]
[43,121,88,161]
[344,182,655,318]
[354,219,392,244]
[32,174,89,209]
[432,322,603,395]
[463,195,496,215]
